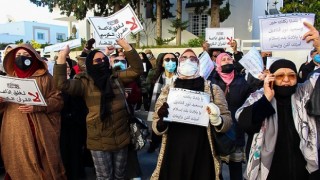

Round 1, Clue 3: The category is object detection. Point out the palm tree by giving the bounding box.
[156,0,162,41]
[210,0,220,27]
[176,0,182,45]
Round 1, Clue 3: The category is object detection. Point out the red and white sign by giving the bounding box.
[0,75,47,106]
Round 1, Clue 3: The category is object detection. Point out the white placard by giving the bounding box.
[89,4,143,47]
[259,13,315,51]
[239,47,264,79]
[0,75,47,106]
[199,51,214,79]
[206,28,234,48]
[266,57,281,69]
[164,88,210,127]
[43,38,81,53]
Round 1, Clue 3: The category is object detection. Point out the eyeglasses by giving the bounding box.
[179,56,198,62]
[164,58,177,62]
[93,58,104,64]
[274,73,297,81]
[114,59,127,64]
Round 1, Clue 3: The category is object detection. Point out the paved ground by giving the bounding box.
[0,110,242,180]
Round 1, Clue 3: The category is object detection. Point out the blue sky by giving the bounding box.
[0,0,65,25]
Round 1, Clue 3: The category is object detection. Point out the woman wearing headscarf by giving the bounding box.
[135,52,153,112]
[147,52,179,153]
[235,22,320,180]
[210,52,253,180]
[0,44,66,179]
[54,38,143,180]
[59,60,88,180]
[151,49,232,180]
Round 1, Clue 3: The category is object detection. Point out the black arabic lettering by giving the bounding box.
[113,23,124,32]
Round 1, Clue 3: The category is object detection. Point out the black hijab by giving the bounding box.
[86,50,114,122]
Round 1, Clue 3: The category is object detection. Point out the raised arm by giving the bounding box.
[114,38,143,84]
[53,45,85,96]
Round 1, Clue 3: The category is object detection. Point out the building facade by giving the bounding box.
[0,21,68,44]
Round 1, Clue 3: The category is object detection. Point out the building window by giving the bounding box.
[57,33,65,42]
[189,13,208,36]
[37,33,44,40]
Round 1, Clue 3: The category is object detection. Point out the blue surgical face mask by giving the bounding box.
[164,61,176,73]
[314,54,320,64]
[113,61,126,70]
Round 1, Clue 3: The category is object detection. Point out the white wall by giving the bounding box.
[252,0,283,39]
[220,0,253,41]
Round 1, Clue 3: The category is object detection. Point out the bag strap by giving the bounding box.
[209,82,214,102]
[114,78,131,115]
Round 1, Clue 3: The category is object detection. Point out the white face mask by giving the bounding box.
[178,59,198,76]
[146,54,152,59]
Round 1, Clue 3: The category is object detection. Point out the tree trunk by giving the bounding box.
[210,0,220,27]
[156,0,162,40]
[114,3,121,12]
[176,0,182,46]
[136,0,141,48]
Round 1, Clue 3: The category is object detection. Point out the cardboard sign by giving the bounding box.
[259,13,315,51]
[0,75,47,106]
[164,88,210,127]
[89,4,143,47]
[43,38,81,53]
[199,51,214,79]
[239,47,264,79]
[206,28,234,48]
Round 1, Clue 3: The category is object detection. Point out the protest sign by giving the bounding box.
[89,4,143,47]
[239,47,264,79]
[199,51,214,79]
[164,88,210,127]
[206,28,234,48]
[259,13,315,51]
[43,38,81,53]
[266,57,281,69]
[0,75,47,106]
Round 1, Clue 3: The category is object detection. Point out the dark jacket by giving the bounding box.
[298,60,316,83]
[54,49,143,151]
[210,72,253,146]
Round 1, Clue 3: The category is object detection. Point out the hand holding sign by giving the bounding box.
[17,105,34,113]
[116,38,132,51]
[303,22,320,49]
[57,45,70,65]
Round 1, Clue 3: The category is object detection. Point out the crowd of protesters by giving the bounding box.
[0,20,319,180]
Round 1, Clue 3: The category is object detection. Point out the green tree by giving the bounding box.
[30,40,42,49]
[192,0,231,27]
[29,0,141,20]
[281,0,320,30]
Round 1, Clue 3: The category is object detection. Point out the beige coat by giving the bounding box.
[0,44,66,179]
[151,81,232,180]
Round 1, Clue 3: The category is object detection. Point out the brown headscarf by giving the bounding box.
[3,44,47,78]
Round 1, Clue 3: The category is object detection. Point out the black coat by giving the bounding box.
[210,72,253,146]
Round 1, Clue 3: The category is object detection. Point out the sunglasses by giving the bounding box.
[114,59,127,64]
[274,73,296,81]
[164,58,177,62]
[93,58,104,64]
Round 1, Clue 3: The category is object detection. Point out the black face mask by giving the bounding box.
[274,84,297,97]
[221,64,235,73]
[15,56,33,70]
